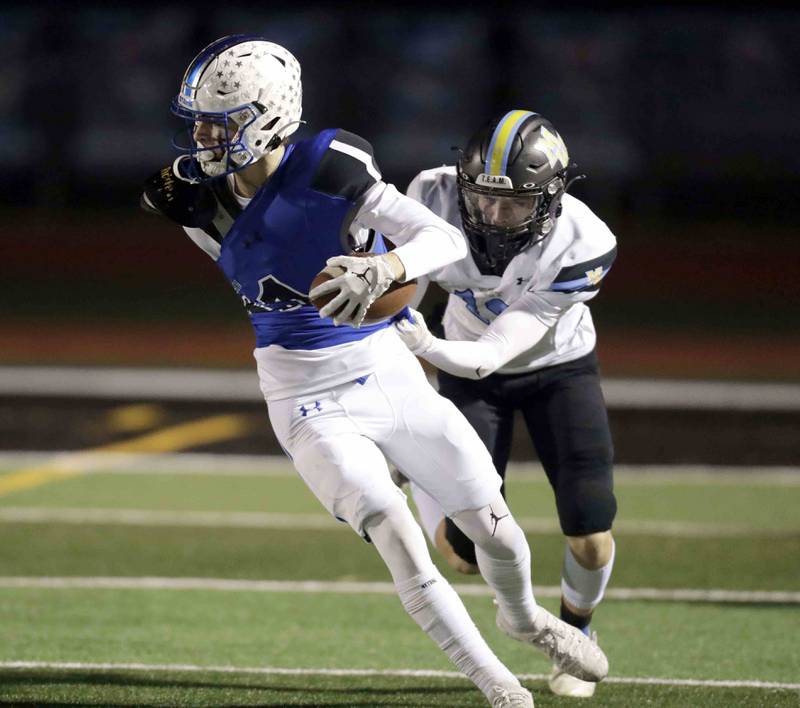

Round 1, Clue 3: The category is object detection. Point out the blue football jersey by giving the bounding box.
[207,128,391,349]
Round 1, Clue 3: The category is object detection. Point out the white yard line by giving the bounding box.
[2,365,800,410]
[0,660,797,691]
[0,505,796,538]
[0,507,339,530]
[1,451,798,484]
[1,576,798,604]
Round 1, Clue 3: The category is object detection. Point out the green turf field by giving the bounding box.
[0,454,798,707]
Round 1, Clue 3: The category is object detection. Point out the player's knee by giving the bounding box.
[555,473,617,538]
[364,495,418,543]
[566,530,614,570]
[365,500,435,581]
[451,497,524,562]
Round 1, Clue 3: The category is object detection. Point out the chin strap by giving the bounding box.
[172,155,202,184]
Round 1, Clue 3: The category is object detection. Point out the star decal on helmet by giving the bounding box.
[534,126,569,170]
[172,36,303,180]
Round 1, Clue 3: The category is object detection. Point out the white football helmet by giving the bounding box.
[171,35,302,178]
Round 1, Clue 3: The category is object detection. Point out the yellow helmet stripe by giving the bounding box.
[485,110,535,176]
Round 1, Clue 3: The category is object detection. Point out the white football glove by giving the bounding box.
[394,308,434,355]
[309,254,398,327]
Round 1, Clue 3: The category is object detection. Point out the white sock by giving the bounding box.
[452,496,540,631]
[561,538,616,611]
[396,570,519,697]
[366,505,520,699]
[409,482,444,544]
[476,537,540,631]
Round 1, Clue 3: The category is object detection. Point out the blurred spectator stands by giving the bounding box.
[1,4,798,380]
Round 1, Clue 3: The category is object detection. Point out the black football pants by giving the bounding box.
[437,349,616,565]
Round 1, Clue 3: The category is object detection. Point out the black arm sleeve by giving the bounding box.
[141,162,219,229]
[310,129,382,203]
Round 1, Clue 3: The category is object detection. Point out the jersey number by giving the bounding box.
[454,288,508,324]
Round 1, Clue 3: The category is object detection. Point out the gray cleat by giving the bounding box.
[496,607,608,682]
[489,684,534,707]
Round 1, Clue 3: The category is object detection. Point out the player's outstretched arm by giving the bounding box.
[395,294,562,379]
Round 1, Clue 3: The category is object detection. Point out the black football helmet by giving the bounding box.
[457,110,575,275]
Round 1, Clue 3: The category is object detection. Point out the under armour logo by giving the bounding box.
[516,277,525,285]
[489,505,509,537]
[299,401,322,417]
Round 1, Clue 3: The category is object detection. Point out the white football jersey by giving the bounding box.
[407,165,617,374]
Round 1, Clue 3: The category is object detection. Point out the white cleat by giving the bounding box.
[489,684,534,707]
[496,608,608,682]
[549,663,597,697]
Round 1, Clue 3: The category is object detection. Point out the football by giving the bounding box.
[309,254,417,324]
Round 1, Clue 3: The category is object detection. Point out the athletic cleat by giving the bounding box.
[548,663,597,697]
[496,608,608,682]
[489,684,534,707]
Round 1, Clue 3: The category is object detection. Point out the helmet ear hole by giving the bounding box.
[262,116,281,132]
[255,116,282,149]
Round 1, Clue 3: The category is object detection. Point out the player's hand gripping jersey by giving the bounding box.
[404,166,617,378]
[143,130,465,399]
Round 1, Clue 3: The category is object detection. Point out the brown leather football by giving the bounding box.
[310,253,417,324]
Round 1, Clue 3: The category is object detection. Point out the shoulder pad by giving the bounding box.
[407,165,456,204]
[310,129,381,202]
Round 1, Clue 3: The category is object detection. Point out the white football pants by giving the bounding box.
[267,342,502,536]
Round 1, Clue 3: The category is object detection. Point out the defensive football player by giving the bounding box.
[142,40,607,706]
[396,110,618,698]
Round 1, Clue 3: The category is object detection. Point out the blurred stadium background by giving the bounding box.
[1,2,798,457]
[0,3,798,706]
